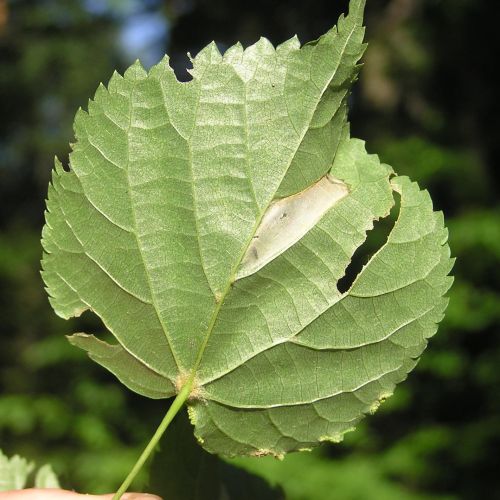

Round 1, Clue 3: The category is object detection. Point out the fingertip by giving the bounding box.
[121,495,163,500]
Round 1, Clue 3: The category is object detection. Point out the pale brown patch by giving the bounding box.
[369,392,392,415]
[250,449,284,460]
[175,371,205,401]
[72,306,89,318]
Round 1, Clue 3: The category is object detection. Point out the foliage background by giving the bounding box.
[0,0,498,498]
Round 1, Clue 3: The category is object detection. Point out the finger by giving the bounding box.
[100,494,162,500]
[0,489,162,500]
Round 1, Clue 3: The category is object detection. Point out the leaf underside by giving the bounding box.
[41,0,453,457]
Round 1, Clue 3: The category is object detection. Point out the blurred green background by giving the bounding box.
[0,0,498,498]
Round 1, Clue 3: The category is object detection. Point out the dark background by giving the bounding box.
[0,0,499,498]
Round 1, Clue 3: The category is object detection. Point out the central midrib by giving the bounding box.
[185,21,360,393]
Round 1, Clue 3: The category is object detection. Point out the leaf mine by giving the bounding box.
[236,174,349,281]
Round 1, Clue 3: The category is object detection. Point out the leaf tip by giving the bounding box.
[348,0,367,21]
[124,59,147,80]
[256,35,275,52]
[277,34,301,53]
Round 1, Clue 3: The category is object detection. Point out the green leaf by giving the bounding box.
[34,464,61,489]
[0,450,34,491]
[41,0,452,458]
[0,450,60,491]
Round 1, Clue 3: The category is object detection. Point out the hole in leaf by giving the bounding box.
[337,189,401,293]
[61,160,71,172]
[169,52,194,82]
[75,309,115,344]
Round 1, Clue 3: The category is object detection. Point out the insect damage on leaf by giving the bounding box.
[237,174,349,280]
[41,0,453,459]
[249,449,285,460]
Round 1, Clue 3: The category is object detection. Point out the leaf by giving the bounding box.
[41,0,453,458]
[0,450,34,491]
[34,464,61,489]
[0,449,60,491]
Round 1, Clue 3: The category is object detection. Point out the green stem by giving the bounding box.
[112,380,193,500]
